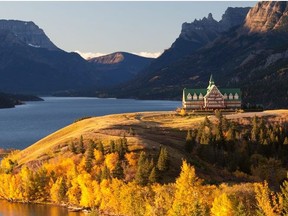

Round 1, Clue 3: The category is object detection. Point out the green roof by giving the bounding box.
[183,87,241,101]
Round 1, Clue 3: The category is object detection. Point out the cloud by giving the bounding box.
[75,50,162,60]
[74,51,107,60]
[133,52,162,58]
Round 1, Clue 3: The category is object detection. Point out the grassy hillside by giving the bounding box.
[1,110,288,215]
[12,109,288,183]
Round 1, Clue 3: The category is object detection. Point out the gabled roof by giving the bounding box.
[183,87,241,101]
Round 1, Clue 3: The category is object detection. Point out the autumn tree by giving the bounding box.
[280,178,288,215]
[170,160,208,216]
[211,193,234,216]
[254,181,281,216]
[50,177,67,203]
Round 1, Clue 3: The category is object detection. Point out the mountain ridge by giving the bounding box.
[111,2,288,108]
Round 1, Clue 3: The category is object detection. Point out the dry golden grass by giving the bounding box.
[14,110,288,174]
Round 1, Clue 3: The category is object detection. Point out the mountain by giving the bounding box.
[88,52,153,87]
[0,20,150,94]
[114,2,288,108]
[0,20,59,51]
[144,7,250,73]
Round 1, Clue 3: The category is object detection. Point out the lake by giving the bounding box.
[0,97,181,150]
[0,200,84,216]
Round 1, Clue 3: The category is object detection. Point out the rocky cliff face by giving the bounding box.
[179,7,250,44]
[144,7,250,73]
[0,20,59,50]
[244,1,288,33]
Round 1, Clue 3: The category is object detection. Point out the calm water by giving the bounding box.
[0,200,84,216]
[0,97,180,149]
[0,97,180,215]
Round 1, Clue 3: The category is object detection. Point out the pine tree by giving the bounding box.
[77,135,85,154]
[283,137,288,145]
[97,141,105,154]
[69,141,77,154]
[112,161,124,179]
[157,147,169,171]
[148,167,159,184]
[101,165,111,181]
[251,115,259,142]
[109,140,116,153]
[185,130,194,153]
[85,142,94,172]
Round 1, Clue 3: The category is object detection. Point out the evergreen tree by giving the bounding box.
[148,167,159,184]
[109,140,116,153]
[77,135,85,154]
[97,141,105,154]
[101,165,111,181]
[69,141,77,154]
[283,137,288,145]
[157,147,169,171]
[112,161,124,179]
[135,152,151,186]
[185,130,194,153]
[85,142,94,172]
[251,116,259,142]
[59,177,68,202]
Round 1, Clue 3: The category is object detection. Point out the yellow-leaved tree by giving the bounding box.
[169,160,208,216]
[211,193,234,216]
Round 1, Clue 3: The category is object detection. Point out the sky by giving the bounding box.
[0,1,256,58]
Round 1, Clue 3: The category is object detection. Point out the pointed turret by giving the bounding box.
[208,74,215,89]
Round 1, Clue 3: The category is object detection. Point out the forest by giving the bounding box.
[0,111,288,215]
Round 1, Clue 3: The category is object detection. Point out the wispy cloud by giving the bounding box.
[75,51,162,60]
[132,52,162,58]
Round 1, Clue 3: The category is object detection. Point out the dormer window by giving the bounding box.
[187,93,192,100]
[234,93,239,100]
[193,93,198,100]
[199,93,203,100]
[229,93,233,100]
[224,93,227,99]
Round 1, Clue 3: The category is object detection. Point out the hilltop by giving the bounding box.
[10,109,288,183]
[1,109,288,215]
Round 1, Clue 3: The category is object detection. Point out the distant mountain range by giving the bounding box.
[1,1,288,108]
[112,1,288,108]
[0,20,153,94]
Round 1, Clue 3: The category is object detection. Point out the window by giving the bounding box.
[187,93,192,100]
[234,93,239,100]
[193,93,198,100]
[224,93,227,99]
[199,93,203,100]
[229,93,233,100]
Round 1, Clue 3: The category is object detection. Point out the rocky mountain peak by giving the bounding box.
[89,52,125,64]
[0,19,59,50]
[244,1,288,33]
[180,7,250,42]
